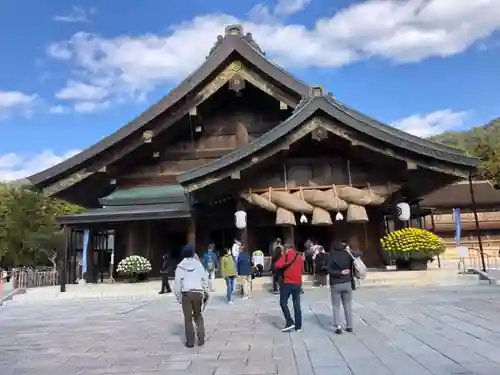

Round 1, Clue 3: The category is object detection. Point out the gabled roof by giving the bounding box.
[29,23,474,190]
[178,95,479,186]
[28,24,309,187]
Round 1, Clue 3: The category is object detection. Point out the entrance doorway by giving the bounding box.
[167,232,185,263]
[209,228,237,255]
[295,225,333,252]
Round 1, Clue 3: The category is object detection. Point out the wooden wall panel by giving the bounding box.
[117,107,281,188]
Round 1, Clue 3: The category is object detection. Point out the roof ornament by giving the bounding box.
[243,32,265,55]
[207,24,265,59]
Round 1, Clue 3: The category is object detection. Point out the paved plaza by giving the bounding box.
[1,284,500,375]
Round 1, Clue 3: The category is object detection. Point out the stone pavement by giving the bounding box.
[1,285,500,375]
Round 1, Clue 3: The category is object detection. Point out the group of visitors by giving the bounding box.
[168,237,365,347]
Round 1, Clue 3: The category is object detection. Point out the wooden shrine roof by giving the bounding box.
[178,94,479,189]
[28,24,477,192]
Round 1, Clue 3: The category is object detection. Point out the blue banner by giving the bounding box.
[453,208,461,246]
[82,229,90,274]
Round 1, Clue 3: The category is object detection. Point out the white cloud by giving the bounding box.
[391,109,468,138]
[54,6,95,23]
[0,150,80,182]
[275,0,311,16]
[0,91,37,119]
[250,0,311,22]
[47,0,500,111]
[49,105,69,114]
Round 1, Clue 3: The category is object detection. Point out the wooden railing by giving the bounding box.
[11,270,60,289]
[430,211,500,223]
[468,247,499,271]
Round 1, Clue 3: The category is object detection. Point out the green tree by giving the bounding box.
[0,184,84,268]
[430,117,500,186]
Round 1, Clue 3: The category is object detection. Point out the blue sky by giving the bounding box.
[0,0,499,180]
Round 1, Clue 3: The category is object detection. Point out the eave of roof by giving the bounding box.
[421,180,500,209]
[98,184,187,206]
[57,203,191,225]
[27,25,309,188]
[178,96,479,185]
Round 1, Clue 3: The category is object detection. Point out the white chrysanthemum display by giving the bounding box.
[116,255,152,275]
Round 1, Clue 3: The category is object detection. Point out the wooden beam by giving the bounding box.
[162,148,234,161]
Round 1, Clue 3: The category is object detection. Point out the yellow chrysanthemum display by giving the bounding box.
[380,228,445,257]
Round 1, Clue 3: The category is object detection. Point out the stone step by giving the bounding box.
[3,270,483,306]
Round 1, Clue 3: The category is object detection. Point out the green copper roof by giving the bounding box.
[99,184,187,206]
[57,203,191,225]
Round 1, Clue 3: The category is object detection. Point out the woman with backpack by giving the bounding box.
[327,241,363,334]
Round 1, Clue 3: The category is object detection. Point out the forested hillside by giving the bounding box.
[429,118,500,186]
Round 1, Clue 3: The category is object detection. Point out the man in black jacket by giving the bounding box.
[327,242,359,334]
[159,254,172,294]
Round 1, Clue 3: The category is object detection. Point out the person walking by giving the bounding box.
[275,244,304,332]
[327,241,358,334]
[314,246,328,287]
[271,245,284,294]
[174,245,209,348]
[237,248,253,300]
[220,248,237,304]
[203,243,219,292]
[159,254,173,294]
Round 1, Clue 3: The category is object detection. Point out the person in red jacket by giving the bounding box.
[274,244,304,332]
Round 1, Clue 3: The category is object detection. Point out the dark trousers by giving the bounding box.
[279,283,302,329]
[305,255,314,274]
[160,275,172,293]
[181,292,205,347]
[272,273,281,292]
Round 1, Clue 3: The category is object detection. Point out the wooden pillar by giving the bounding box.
[60,226,69,292]
[187,217,196,245]
[283,226,295,247]
[468,173,486,272]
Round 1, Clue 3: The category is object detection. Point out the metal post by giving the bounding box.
[60,226,69,293]
[468,173,486,272]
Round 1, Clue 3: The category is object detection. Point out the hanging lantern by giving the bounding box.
[396,202,411,221]
[335,212,344,221]
[300,214,308,224]
[235,210,247,229]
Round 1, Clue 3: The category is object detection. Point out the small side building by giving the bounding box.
[421,180,500,259]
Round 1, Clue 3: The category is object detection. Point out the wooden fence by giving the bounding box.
[11,270,60,289]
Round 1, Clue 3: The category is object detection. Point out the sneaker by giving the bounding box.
[185,343,194,348]
[281,325,295,332]
[158,291,165,294]
[242,296,249,300]
[345,327,353,333]
[228,301,234,305]
[334,326,343,335]
[295,328,302,332]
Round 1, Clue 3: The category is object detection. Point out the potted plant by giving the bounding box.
[116,255,152,282]
[380,228,445,270]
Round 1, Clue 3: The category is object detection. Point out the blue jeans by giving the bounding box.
[279,283,302,329]
[225,276,235,302]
